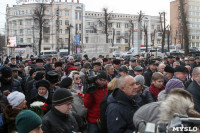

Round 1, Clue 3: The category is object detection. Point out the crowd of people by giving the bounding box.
[0,53,200,133]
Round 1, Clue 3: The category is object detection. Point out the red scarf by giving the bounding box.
[149,84,165,100]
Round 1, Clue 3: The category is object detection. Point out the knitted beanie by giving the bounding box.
[60,77,73,88]
[7,91,25,108]
[165,79,184,94]
[15,110,42,133]
[52,88,73,106]
[134,75,145,87]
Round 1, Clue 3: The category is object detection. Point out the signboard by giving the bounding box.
[7,37,17,47]
[73,35,80,45]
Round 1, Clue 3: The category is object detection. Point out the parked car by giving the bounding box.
[112,51,123,57]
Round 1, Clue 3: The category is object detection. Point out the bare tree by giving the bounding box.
[179,0,189,55]
[0,34,5,52]
[33,4,47,57]
[159,12,166,53]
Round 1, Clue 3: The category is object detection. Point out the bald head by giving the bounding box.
[158,63,166,74]
[118,75,137,98]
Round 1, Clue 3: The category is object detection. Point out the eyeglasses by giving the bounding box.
[75,77,81,80]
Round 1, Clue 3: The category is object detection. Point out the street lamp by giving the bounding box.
[67,24,73,55]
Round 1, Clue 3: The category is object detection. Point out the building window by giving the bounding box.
[125,31,129,36]
[65,20,69,25]
[108,39,113,43]
[13,21,17,26]
[157,25,161,31]
[20,38,23,43]
[116,39,120,43]
[20,20,23,25]
[59,11,62,16]
[197,36,200,39]
[108,31,112,35]
[20,29,23,35]
[59,20,62,25]
[30,10,32,14]
[27,29,31,34]
[65,29,69,34]
[14,30,17,35]
[27,20,31,25]
[65,38,69,43]
[27,38,31,43]
[125,23,129,28]
[192,36,195,39]
[125,39,129,43]
[44,38,48,43]
[108,23,112,28]
[59,38,62,42]
[76,12,82,20]
[157,40,161,44]
[79,24,81,30]
[22,10,24,15]
[116,31,120,35]
[197,42,199,47]
[117,23,120,28]
[152,25,154,29]
[65,11,69,16]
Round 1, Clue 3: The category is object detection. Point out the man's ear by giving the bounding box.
[152,80,155,85]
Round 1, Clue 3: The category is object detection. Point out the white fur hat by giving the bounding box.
[7,91,25,107]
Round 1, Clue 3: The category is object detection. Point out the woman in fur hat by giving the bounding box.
[30,80,52,112]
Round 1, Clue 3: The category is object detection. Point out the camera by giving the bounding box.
[84,69,99,93]
[144,114,200,133]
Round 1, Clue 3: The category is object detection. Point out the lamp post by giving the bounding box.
[67,24,73,55]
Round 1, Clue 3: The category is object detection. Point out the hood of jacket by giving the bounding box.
[158,93,194,123]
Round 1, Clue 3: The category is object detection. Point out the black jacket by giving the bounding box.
[187,80,200,112]
[0,78,22,93]
[143,68,153,87]
[42,107,87,133]
[106,88,139,133]
[185,78,193,88]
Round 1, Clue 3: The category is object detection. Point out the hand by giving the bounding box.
[3,90,10,96]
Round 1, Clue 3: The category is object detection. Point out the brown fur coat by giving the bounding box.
[3,105,22,133]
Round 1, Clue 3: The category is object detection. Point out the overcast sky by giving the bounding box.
[0,0,174,34]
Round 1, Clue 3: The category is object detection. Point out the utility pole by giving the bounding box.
[144,23,148,52]
[129,28,131,50]
[104,8,108,43]
[138,10,143,54]
[112,28,115,47]
[160,12,166,53]
[167,25,170,52]
[68,24,72,55]
[56,6,60,52]
[32,24,35,55]
[174,30,177,47]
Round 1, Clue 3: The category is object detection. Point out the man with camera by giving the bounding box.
[84,71,108,133]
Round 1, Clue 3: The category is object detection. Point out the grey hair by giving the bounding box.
[104,64,113,71]
[192,67,200,76]
[118,75,132,88]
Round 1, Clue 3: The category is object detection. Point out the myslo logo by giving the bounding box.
[172,125,198,132]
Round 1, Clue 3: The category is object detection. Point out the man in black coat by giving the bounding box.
[143,60,158,87]
[42,88,87,133]
[106,75,139,133]
[187,67,200,113]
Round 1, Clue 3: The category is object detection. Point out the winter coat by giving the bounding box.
[30,92,53,112]
[143,68,153,87]
[25,79,37,107]
[140,85,155,104]
[42,107,87,133]
[106,88,139,133]
[3,105,23,133]
[187,80,200,113]
[0,78,22,93]
[128,66,135,77]
[185,78,193,88]
[69,89,87,118]
[84,84,107,123]
[149,84,165,101]
[133,101,161,133]
[44,64,52,73]
[0,92,8,133]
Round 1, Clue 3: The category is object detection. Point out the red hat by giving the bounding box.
[64,65,76,75]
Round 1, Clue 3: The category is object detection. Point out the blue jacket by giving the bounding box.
[106,88,139,133]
